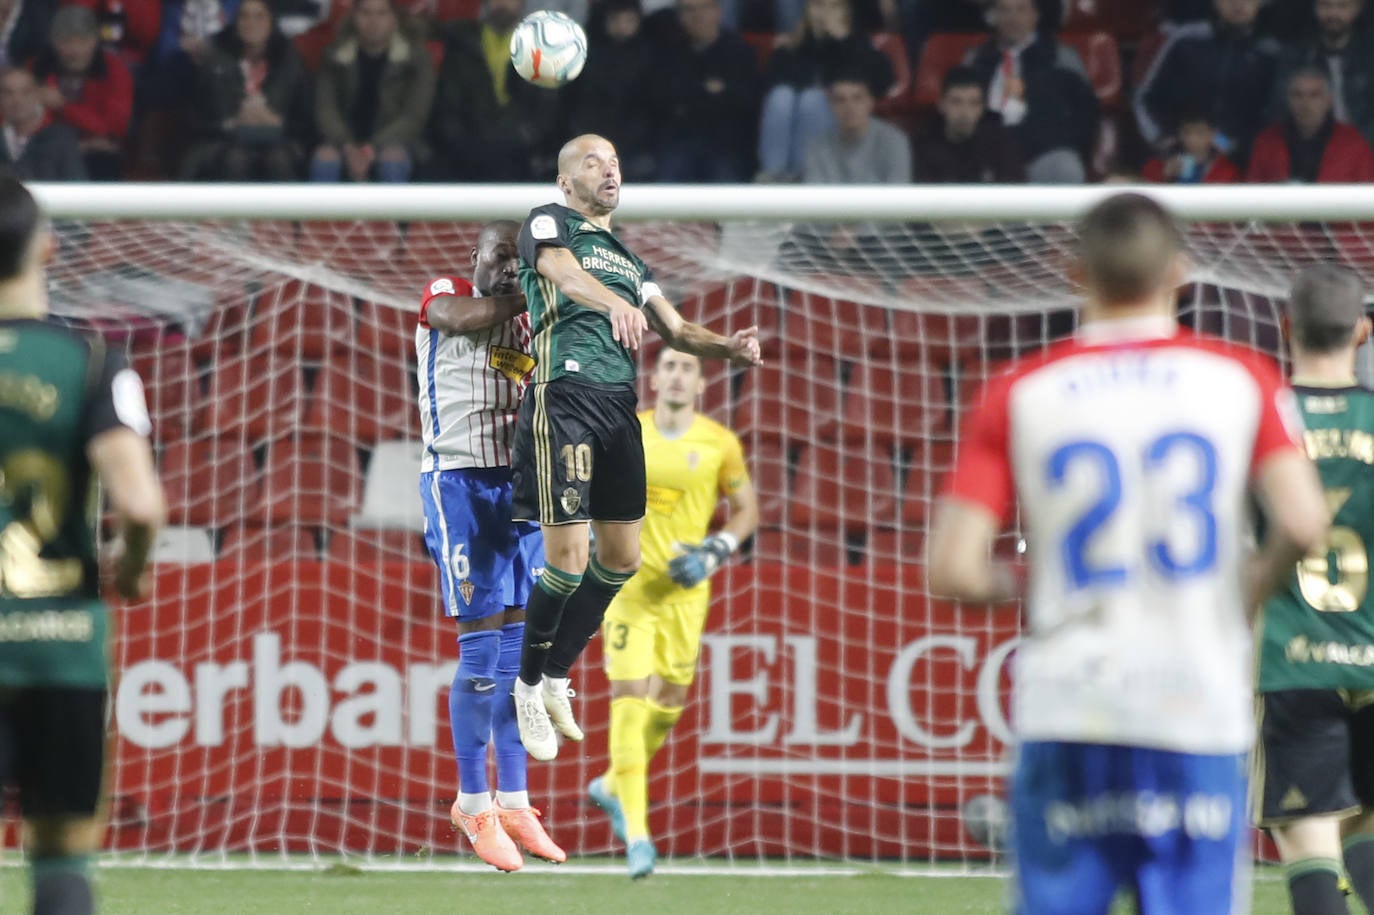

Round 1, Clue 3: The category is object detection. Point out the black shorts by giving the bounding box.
[1254,688,1374,826]
[511,377,646,525]
[0,686,106,818]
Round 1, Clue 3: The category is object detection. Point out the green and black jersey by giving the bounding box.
[1259,384,1374,691]
[517,202,655,386]
[0,318,148,688]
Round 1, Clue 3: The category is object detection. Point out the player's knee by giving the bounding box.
[545,543,590,577]
[610,678,650,700]
[26,817,102,858]
[650,681,690,708]
[595,544,640,575]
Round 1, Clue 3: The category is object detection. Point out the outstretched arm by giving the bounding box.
[645,295,762,367]
[925,497,1021,604]
[535,246,647,348]
[425,293,526,336]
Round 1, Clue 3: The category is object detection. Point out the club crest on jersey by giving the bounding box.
[458,579,475,604]
[686,451,699,470]
[561,487,581,515]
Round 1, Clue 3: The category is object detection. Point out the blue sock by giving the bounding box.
[493,622,527,795]
[452,629,501,795]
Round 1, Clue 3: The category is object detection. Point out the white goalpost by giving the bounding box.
[25,182,1374,869]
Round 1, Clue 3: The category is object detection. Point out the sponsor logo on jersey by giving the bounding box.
[1280,786,1308,811]
[578,222,597,233]
[561,487,581,515]
[530,214,558,240]
[645,484,683,516]
[458,580,475,605]
[429,278,456,296]
[488,346,536,384]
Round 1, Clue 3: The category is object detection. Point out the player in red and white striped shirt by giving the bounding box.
[417,221,563,871]
[928,193,1328,914]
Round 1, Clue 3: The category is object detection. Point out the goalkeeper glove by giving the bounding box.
[667,533,738,588]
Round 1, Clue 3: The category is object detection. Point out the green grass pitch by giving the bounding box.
[0,862,1318,914]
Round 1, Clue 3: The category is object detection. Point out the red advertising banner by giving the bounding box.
[100,561,1017,859]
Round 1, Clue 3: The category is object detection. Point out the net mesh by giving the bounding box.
[36,214,1344,867]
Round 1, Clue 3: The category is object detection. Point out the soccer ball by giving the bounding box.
[509,10,588,89]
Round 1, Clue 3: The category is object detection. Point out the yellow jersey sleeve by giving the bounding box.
[717,426,750,496]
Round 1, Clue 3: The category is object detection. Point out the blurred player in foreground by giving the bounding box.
[510,134,762,761]
[927,192,1328,914]
[1255,264,1374,915]
[417,221,564,872]
[586,349,759,879]
[0,177,165,914]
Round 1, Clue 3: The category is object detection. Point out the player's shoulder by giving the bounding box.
[421,276,474,301]
[522,202,573,234]
[694,413,742,446]
[1167,329,1285,386]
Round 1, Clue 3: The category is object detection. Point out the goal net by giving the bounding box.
[18,185,1363,869]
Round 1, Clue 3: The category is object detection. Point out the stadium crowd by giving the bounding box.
[0,0,1367,184]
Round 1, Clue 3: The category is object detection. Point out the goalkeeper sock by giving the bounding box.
[32,855,93,915]
[643,698,684,766]
[609,695,651,842]
[452,630,500,803]
[1287,858,1349,915]
[519,564,581,686]
[492,622,528,804]
[545,556,633,678]
[1344,833,1374,911]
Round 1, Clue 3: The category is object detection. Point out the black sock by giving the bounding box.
[517,564,581,686]
[32,857,93,915]
[1288,858,1349,915]
[1344,834,1374,911]
[545,556,634,678]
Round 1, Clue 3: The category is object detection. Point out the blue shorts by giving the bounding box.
[419,468,544,621]
[1011,741,1249,915]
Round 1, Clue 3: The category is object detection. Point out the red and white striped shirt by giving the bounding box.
[416,276,533,471]
[944,315,1304,755]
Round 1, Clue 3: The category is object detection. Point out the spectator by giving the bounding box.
[1142,110,1241,182]
[965,0,1097,183]
[912,64,1025,183]
[1248,64,1374,181]
[428,0,558,181]
[1136,0,1280,166]
[0,0,57,70]
[312,0,434,183]
[563,0,654,180]
[1271,0,1374,148]
[69,0,162,68]
[0,67,85,179]
[30,5,133,180]
[182,0,311,180]
[803,71,909,183]
[756,0,891,181]
[649,0,759,182]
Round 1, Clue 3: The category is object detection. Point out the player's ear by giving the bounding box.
[1165,252,1190,290]
[469,245,478,268]
[1358,316,1372,347]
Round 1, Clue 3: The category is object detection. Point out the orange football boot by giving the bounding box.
[450,799,523,872]
[496,802,568,864]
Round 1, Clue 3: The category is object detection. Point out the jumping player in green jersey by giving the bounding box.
[0,178,165,914]
[509,133,762,761]
[1257,263,1374,915]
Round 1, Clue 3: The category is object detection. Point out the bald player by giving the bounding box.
[1255,265,1374,915]
[508,134,763,761]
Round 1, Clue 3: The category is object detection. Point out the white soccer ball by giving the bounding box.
[509,10,588,89]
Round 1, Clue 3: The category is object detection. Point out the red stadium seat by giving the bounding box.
[357,299,420,364]
[841,357,948,449]
[790,444,898,535]
[305,353,417,443]
[199,352,305,445]
[914,32,984,108]
[188,292,254,363]
[735,357,841,445]
[432,0,481,20]
[782,286,890,360]
[748,439,791,526]
[292,22,335,72]
[160,439,260,528]
[866,527,925,565]
[248,280,355,363]
[327,528,429,564]
[1058,31,1121,109]
[133,344,199,444]
[258,435,363,526]
[298,221,403,278]
[220,525,319,561]
[1061,0,1158,38]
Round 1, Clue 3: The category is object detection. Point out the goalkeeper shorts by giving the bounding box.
[602,595,711,686]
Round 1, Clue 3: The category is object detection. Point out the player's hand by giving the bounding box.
[726,326,763,367]
[609,300,648,350]
[103,538,152,602]
[667,535,734,588]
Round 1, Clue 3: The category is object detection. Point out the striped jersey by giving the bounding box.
[945,316,1304,756]
[416,276,535,471]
